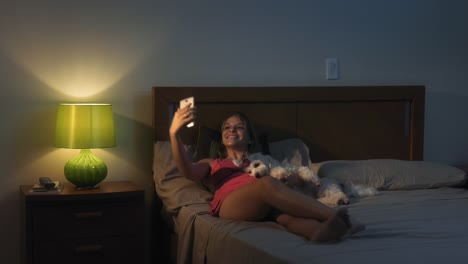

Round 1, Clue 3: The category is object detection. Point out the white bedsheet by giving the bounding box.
[173,187,468,264]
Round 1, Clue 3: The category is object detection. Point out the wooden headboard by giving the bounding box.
[152,86,425,162]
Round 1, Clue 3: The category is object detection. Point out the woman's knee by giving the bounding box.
[276,213,294,226]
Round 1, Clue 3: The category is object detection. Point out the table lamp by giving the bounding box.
[55,103,115,189]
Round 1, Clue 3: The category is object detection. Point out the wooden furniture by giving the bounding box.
[151,85,426,263]
[153,86,425,161]
[20,181,145,264]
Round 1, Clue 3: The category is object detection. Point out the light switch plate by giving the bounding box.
[326,58,339,80]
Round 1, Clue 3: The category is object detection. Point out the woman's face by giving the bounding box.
[222,115,250,150]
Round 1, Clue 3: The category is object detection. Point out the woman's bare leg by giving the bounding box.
[276,210,349,242]
[220,177,340,222]
[219,177,363,242]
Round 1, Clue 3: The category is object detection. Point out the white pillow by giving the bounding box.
[268,138,313,167]
[316,159,467,190]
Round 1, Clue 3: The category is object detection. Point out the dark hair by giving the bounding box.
[217,112,257,158]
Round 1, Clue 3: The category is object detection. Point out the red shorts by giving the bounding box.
[210,174,257,216]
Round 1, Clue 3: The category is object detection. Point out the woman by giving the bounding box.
[170,104,364,242]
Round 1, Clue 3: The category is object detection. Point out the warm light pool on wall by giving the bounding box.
[55,103,115,189]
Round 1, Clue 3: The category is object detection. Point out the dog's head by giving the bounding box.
[244,159,270,178]
[318,178,350,206]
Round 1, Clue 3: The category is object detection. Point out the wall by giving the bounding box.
[1,0,467,263]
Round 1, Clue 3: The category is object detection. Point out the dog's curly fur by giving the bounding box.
[239,153,377,206]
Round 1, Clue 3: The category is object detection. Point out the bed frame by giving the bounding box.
[151,85,425,263]
[153,86,425,162]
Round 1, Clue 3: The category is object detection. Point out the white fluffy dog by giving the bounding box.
[239,153,377,206]
[240,153,320,196]
[316,176,379,206]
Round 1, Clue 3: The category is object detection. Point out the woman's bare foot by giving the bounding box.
[334,208,366,236]
[309,208,350,242]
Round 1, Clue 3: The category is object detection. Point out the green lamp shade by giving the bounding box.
[55,104,115,149]
[55,104,115,189]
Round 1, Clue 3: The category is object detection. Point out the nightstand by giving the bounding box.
[20,181,145,264]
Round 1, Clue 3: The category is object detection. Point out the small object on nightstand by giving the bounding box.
[39,177,56,189]
[31,177,63,192]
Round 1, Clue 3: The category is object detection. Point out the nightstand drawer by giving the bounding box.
[33,202,144,240]
[34,236,144,264]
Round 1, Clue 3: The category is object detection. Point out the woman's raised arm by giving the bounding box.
[169,105,211,181]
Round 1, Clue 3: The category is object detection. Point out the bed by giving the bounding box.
[151,86,468,264]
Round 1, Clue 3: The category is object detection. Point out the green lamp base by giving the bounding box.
[64,149,108,189]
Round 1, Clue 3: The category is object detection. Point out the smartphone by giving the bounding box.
[180,96,195,128]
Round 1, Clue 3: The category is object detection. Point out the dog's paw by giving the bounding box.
[345,185,379,197]
[270,166,289,182]
[297,166,321,186]
[318,194,350,206]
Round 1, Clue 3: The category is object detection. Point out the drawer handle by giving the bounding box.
[74,244,103,254]
[74,211,103,219]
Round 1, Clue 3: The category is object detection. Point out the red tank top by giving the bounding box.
[210,158,246,190]
[209,159,256,216]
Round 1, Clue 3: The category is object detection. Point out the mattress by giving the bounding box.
[173,187,468,264]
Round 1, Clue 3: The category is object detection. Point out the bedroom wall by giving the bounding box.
[1,0,467,263]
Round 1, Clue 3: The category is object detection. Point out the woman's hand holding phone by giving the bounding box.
[179,96,195,128]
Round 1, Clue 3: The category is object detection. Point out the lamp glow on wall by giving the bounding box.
[55,103,115,189]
